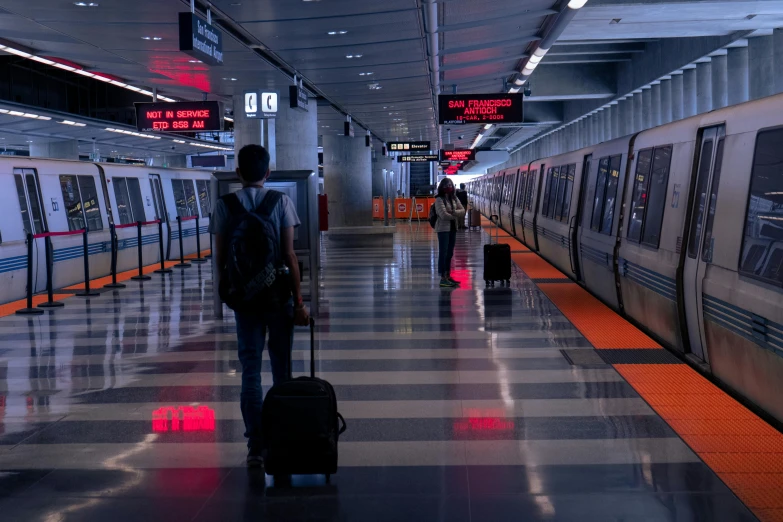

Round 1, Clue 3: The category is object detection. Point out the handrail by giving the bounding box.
[115,219,160,230]
[33,229,85,239]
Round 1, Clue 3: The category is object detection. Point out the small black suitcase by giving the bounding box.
[261,318,346,477]
[483,215,512,287]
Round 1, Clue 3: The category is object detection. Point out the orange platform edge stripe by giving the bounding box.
[480,212,783,520]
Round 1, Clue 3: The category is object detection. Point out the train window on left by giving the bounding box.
[59,175,103,232]
[196,180,211,216]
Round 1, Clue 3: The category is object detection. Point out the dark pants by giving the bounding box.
[234,302,294,449]
[437,230,457,276]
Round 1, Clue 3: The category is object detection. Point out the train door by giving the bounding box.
[682,125,725,362]
[13,168,48,293]
[149,174,170,259]
[570,154,592,283]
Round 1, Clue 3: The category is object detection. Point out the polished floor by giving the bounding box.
[0,226,758,521]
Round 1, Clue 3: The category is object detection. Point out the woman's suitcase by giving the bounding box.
[261,318,347,478]
[483,214,512,287]
[468,208,482,229]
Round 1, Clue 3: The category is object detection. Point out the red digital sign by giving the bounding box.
[440,149,476,162]
[135,101,223,132]
[438,93,523,125]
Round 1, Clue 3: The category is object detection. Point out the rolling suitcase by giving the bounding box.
[261,318,346,478]
[483,214,512,287]
[468,208,482,229]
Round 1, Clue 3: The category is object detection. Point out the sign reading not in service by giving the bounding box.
[244,91,278,118]
[438,93,523,125]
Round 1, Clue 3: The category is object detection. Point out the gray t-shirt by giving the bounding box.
[208,186,300,236]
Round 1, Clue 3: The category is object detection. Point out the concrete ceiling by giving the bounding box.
[0,0,780,155]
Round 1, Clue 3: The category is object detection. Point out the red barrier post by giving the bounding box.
[37,234,65,309]
[75,229,99,297]
[16,233,44,315]
[104,223,126,289]
[174,216,191,269]
[154,220,172,274]
[190,215,207,264]
[130,221,152,281]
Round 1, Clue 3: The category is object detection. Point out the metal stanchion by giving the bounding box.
[37,235,64,309]
[16,233,44,315]
[130,221,152,281]
[154,219,172,274]
[75,229,99,297]
[190,215,207,264]
[104,223,126,289]
[174,216,191,269]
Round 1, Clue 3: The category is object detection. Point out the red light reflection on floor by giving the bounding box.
[152,405,216,432]
[454,417,515,433]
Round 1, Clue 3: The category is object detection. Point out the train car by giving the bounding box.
[469,93,783,425]
[0,157,213,305]
[509,164,531,244]
[498,168,518,235]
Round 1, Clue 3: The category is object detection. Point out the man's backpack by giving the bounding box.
[218,190,291,312]
[428,201,438,229]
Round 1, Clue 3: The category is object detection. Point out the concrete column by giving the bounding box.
[232,94,263,152]
[660,78,673,124]
[30,140,78,159]
[774,29,783,93]
[671,72,684,120]
[641,87,651,129]
[274,98,318,173]
[372,155,393,197]
[632,92,643,133]
[711,54,728,109]
[683,67,697,118]
[727,45,750,105]
[696,60,713,114]
[611,103,620,138]
[650,83,661,127]
[323,134,372,227]
[604,108,612,140]
[749,35,774,100]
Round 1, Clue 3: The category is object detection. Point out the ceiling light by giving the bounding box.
[508,87,520,93]
[74,2,99,6]
[188,60,202,63]
[327,31,337,35]
[141,36,151,40]
[354,54,363,58]
[173,139,186,143]
[224,116,234,122]
[514,78,526,86]
[568,0,588,8]
[152,37,163,41]
[338,30,348,35]
[30,56,55,65]
[59,120,86,126]
[8,111,24,116]
[345,54,354,59]
[223,77,237,81]
[483,124,493,130]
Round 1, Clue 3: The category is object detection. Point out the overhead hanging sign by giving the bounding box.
[178,12,223,66]
[344,121,355,138]
[398,154,439,163]
[438,93,523,125]
[244,90,277,118]
[440,149,476,162]
[135,101,223,132]
[387,141,430,152]
[288,85,308,112]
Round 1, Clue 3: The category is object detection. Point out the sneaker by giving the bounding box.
[247,448,264,468]
[447,276,460,286]
[440,278,455,288]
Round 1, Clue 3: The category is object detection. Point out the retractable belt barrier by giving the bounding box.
[174,215,195,268]
[116,220,160,281]
[104,224,126,289]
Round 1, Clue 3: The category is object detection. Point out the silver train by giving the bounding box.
[0,157,212,305]
[469,93,783,425]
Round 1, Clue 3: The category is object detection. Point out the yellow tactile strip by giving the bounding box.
[0,250,211,318]
[483,211,783,521]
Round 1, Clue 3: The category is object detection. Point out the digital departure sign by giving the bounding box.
[388,141,430,152]
[438,93,523,125]
[440,149,476,162]
[398,154,438,163]
[135,101,223,132]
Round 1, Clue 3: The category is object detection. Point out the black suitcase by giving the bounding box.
[483,215,512,287]
[261,318,346,477]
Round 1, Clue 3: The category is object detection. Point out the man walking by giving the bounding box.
[210,144,309,467]
[456,183,469,229]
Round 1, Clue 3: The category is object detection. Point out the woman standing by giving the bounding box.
[434,177,465,287]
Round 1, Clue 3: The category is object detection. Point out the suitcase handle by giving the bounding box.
[310,317,316,378]
[489,214,500,244]
[337,412,347,436]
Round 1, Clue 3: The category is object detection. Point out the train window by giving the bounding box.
[739,128,783,286]
[197,180,211,216]
[59,175,102,232]
[14,174,32,235]
[559,164,576,222]
[171,179,190,218]
[112,178,133,225]
[79,176,103,232]
[59,175,85,231]
[541,168,554,216]
[627,149,653,242]
[23,172,45,235]
[554,166,568,220]
[701,139,724,263]
[525,170,537,210]
[641,145,673,247]
[591,158,610,231]
[127,178,146,223]
[516,173,526,208]
[602,156,622,235]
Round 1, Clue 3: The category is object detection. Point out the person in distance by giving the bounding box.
[456,183,469,229]
[434,177,465,287]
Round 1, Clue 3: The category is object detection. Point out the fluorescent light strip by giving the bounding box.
[59,120,86,126]
[105,127,162,139]
[189,141,232,151]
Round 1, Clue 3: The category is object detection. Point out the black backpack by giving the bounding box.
[428,201,438,229]
[218,190,291,312]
